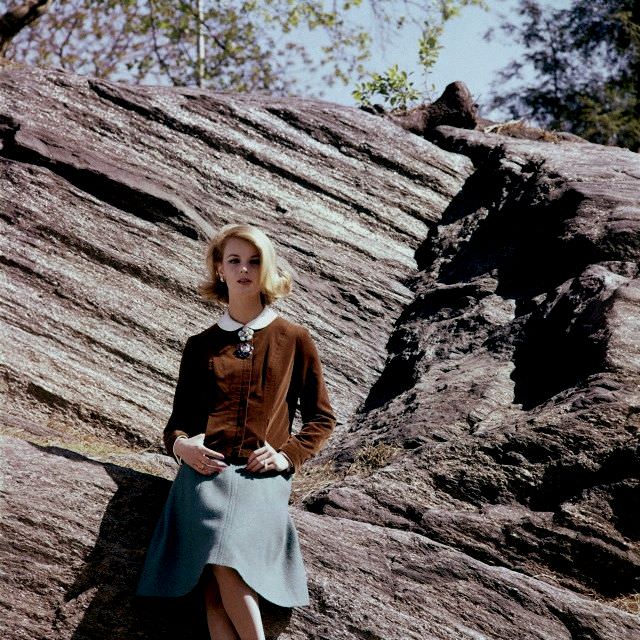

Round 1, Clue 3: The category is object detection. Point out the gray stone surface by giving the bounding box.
[1,64,471,454]
[1,65,639,638]
[2,436,638,640]
[309,125,640,603]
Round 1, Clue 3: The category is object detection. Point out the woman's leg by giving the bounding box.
[204,567,239,640]
[212,565,265,640]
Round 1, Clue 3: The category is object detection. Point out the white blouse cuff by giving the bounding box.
[279,450,293,471]
[173,435,188,465]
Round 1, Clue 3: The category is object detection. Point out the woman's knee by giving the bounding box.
[204,567,223,605]
[211,565,256,599]
[211,564,239,580]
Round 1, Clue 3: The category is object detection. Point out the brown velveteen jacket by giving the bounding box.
[163,315,336,471]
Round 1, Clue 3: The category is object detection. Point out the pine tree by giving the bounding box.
[488,0,639,151]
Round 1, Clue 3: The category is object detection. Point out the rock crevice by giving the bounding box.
[309,126,640,609]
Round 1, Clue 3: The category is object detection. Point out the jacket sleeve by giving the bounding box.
[279,327,336,471]
[163,336,203,460]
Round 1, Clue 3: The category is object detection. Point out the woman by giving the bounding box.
[136,223,336,640]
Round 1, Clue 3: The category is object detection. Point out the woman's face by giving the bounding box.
[219,237,263,301]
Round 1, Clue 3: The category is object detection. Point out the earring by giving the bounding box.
[219,273,225,282]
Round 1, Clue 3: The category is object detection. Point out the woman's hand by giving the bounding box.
[245,442,290,473]
[174,433,228,475]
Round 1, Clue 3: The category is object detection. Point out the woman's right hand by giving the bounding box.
[174,433,228,474]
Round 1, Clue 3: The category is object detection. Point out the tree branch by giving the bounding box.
[0,0,53,58]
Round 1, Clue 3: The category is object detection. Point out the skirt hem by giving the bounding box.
[137,560,310,608]
[136,463,310,608]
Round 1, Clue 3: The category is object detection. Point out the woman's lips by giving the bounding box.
[238,279,251,283]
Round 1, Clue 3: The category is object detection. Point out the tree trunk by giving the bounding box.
[0,0,53,58]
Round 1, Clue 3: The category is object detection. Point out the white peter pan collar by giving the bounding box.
[217,305,278,331]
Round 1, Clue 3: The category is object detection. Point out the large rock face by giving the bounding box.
[309,127,640,602]
[1,64,469,452]
[1,64,639,639]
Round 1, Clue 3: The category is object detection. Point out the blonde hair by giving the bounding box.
[200,223,292,305]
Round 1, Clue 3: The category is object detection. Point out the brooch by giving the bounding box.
[234,326,255,359]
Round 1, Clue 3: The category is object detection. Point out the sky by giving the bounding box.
[2,0,573,120]
[308,0,573,118]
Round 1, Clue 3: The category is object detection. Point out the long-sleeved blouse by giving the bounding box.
[163,307,336,471]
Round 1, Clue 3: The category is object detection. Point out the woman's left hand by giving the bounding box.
[245,442,290,473]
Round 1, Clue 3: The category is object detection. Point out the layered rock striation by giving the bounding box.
[1,65,639,639]
[310,126,640,608]
[1,65,469,454]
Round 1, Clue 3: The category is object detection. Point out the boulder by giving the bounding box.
[0,65,472,457]
[2,436,638,640]
[1,66,639,638]
[309,125,640,604]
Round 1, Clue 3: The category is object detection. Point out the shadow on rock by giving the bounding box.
[28,444,290,640]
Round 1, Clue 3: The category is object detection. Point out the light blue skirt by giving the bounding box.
[136,462,309,607]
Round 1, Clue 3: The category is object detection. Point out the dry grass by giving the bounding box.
[290,460,341,505]
[290,441,403,505]
[606,593,640,615]
[482,119,581,143]
[347,442,403,477]
[0,423,166,476]
[532,568,640,616]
